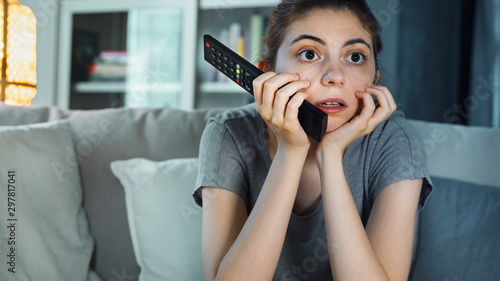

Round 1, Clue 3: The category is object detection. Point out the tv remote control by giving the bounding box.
[203,34,327,142]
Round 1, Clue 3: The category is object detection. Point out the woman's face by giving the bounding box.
[274,9,378,132]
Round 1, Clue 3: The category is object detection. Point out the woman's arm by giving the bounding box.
[201,147,308,281]
[316,85,421,280]
[318,151,423,281]
[201,71,312,281]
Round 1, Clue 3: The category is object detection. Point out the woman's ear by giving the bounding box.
[258,61,271,72]
[373,69,380,85]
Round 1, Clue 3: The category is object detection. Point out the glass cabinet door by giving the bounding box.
[57,0,197,110]
[125,8,182,108]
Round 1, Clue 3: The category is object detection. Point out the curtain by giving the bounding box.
[395,0,464,123]
[469,0,500,128]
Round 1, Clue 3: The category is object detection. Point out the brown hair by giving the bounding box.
[261,0,383,71]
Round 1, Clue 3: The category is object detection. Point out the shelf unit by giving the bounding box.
[195,0,278,108]
[57,0,279,109]
[74,82,181,94]
[57,0,198,110]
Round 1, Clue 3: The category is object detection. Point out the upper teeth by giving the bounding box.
[321,102,342,107]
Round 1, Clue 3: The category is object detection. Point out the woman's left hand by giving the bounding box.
[317,85,397,158]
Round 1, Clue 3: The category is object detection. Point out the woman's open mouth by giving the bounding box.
[316,99,347,114]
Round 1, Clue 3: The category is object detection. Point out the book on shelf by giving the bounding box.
[249,14,264,65]
[88,50,127,81]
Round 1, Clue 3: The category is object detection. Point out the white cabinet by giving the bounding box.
[57,0,197,110]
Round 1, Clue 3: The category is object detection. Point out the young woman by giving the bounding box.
[193,0,433,280]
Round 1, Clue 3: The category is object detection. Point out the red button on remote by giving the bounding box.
[205,42,210,48]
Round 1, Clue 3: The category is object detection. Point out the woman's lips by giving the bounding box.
[315,98,348,114]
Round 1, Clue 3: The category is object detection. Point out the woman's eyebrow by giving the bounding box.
[343,38,372,53]
[290,35,372,53]
[290,34,326,46]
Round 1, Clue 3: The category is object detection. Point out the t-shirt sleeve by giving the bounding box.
[192,119,248,207]
[368,116,433,211]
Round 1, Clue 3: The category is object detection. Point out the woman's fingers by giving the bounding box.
[354,91,377,130]
[272,80,310,128]
[367,86,397,127]
[253,72,308,125]
[283,91,309,132]
[354,85,397,133]
[253,71,279,115]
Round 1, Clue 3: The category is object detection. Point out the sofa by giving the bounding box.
[0,103,499,281]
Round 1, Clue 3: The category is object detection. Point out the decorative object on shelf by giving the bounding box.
[0,0,36,106]
[88,50,127,82]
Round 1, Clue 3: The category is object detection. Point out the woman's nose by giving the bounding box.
[321,63,345,86]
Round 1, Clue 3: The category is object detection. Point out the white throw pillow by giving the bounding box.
[0,121,99,281]
[110,158,203,281]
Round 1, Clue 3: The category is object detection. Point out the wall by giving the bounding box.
[22,0,60,106]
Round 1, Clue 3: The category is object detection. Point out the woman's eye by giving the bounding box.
[346,52,366,64]
[299,50,319,61]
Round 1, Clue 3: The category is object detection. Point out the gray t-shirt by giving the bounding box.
[193,103,433,281]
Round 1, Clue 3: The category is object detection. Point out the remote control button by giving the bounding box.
[224,63,229,68]
[236,64,240,69]
[217,51,222,57]
[236,69,240,74]
[236,78,240,84]
[211,47,216,53]
[217,58,222,64]
[230,61,235,66]
[205,42,211,48]
[230,68,235,73]
[223,56,229,61]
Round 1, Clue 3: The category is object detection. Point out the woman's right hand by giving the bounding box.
[253,71,312,151]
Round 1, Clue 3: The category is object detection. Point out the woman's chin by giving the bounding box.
[325,112,359,133]
[325,119,346,133]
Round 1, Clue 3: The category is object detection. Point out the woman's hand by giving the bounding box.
[253,71,312,151]
[317,85,397,158]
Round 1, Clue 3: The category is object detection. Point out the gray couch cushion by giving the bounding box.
[410,120,500,188]
[0,121,97,281]
[410,177,500,281]
[66,107,224,280]
[0,103,68,125]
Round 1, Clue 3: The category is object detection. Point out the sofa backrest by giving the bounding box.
[409,119,500,188]
[0,104,225,280]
